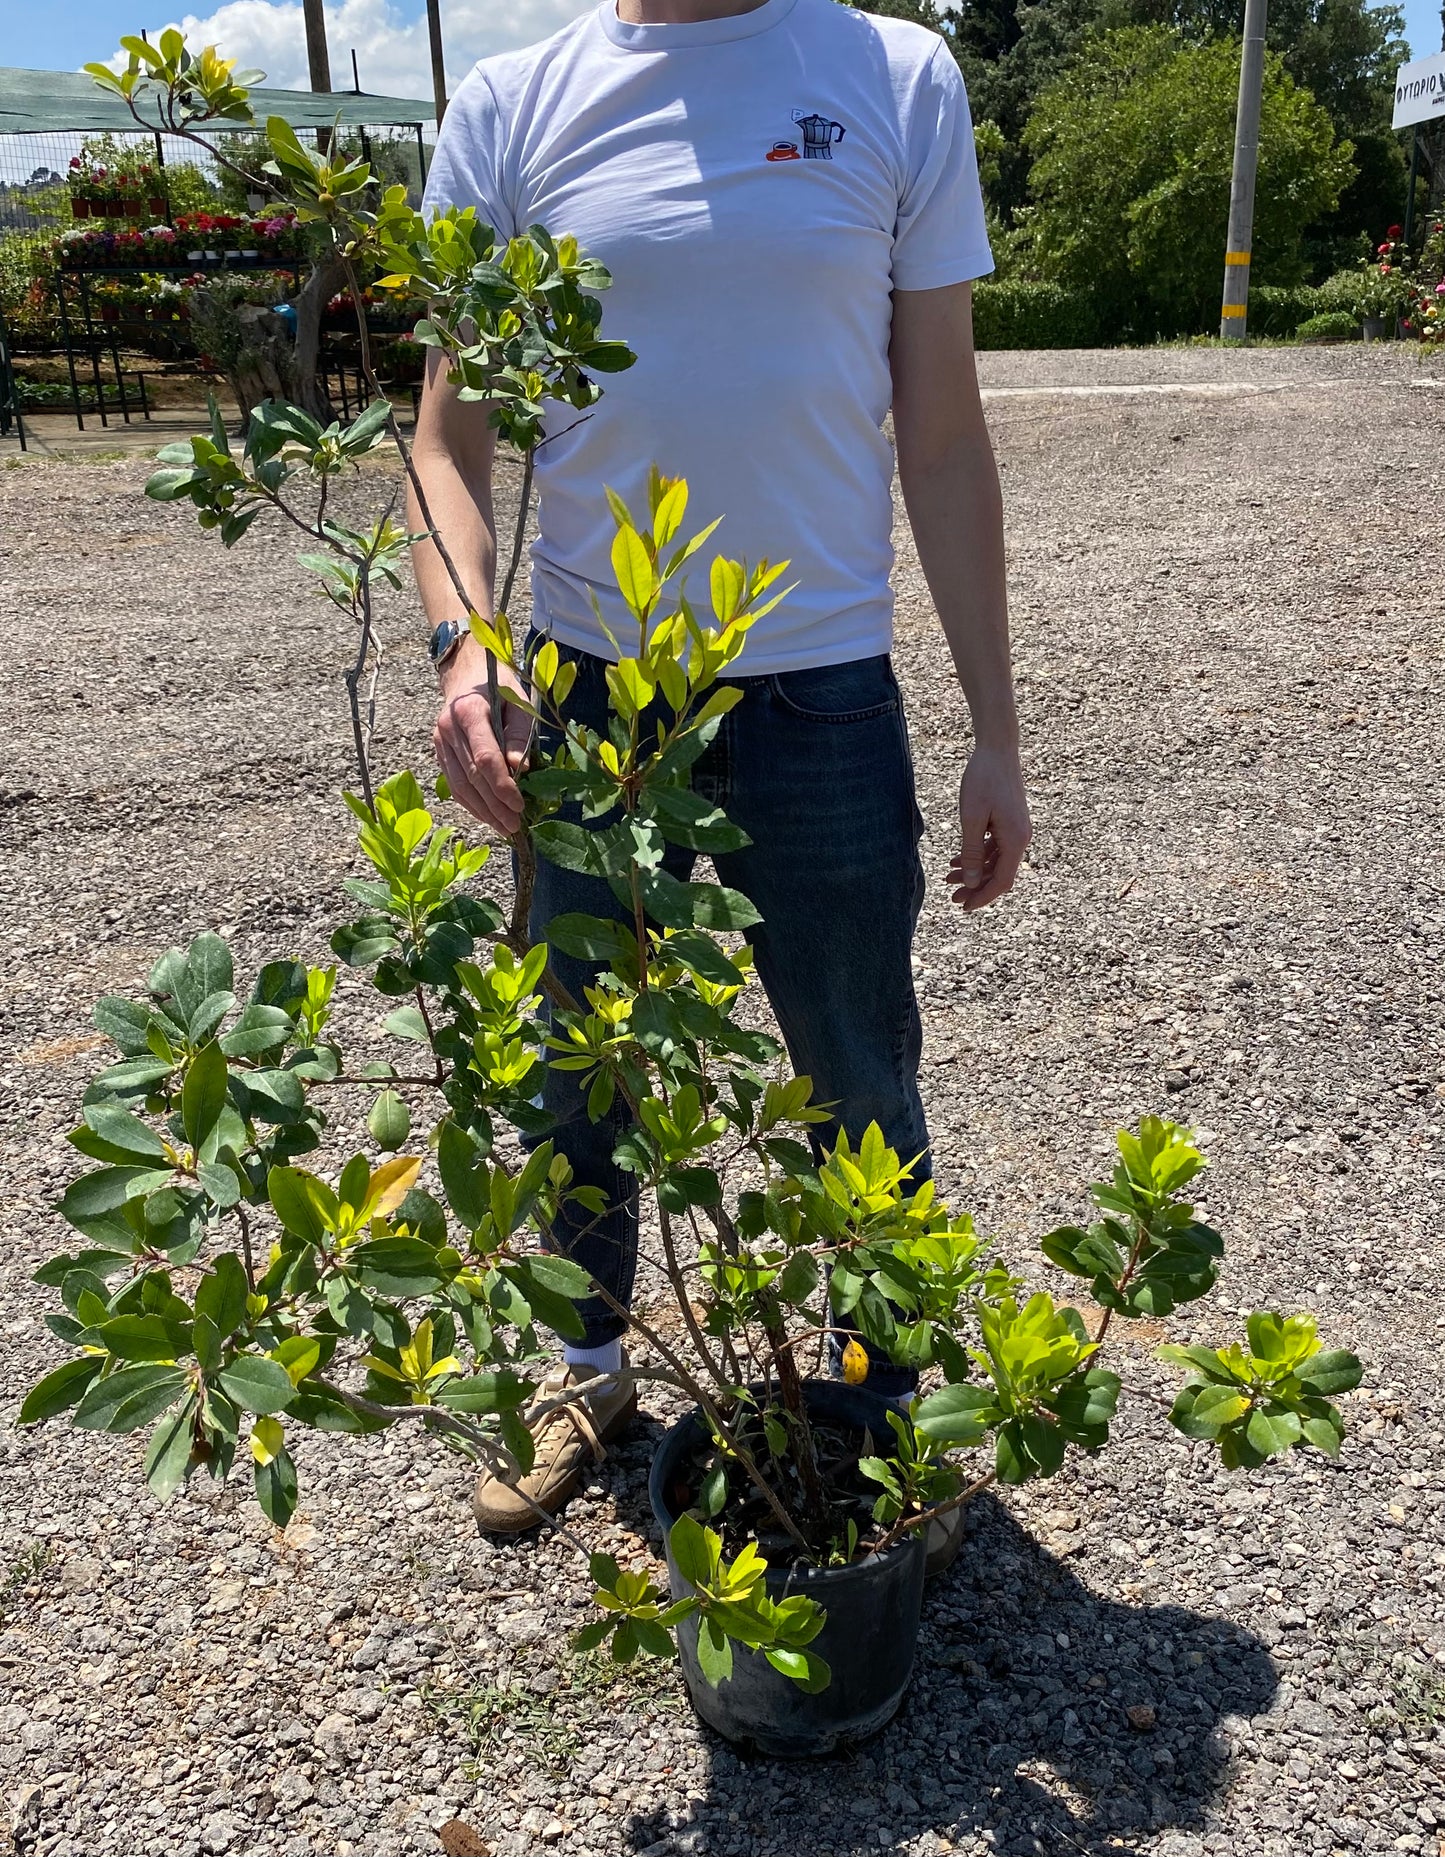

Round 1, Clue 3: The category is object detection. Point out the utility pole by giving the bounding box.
[427,0,448,125]
[302,0,332,151]
[1219,0,1268,342]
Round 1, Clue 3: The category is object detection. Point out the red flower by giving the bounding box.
[1387,224,1403,239]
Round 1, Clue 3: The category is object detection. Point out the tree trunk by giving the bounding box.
[195,253,347,430]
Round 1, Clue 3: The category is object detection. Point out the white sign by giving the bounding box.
[1394,50,1445,129]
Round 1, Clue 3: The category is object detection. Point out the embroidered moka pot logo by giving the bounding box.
[793,109,846,157]
[765,110,846,161]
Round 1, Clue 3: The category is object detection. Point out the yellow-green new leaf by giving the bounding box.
[612,524,658,620]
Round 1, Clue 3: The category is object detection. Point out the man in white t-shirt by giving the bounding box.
[411,0,1031,1534]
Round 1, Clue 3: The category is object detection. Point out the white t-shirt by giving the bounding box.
[423,0,993,672]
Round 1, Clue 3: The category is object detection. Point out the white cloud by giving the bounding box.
[159,0,593,101]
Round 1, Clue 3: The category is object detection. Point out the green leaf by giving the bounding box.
[255,1446,299,1527]
[645,786,751,853]
[1295,1350,1362,1396]
[668,1513,717,1590]
[1245,1405,1302,1457]
[58,1166,173,1225]
[533,819,608,876]
[434,1370,533,1414]
[186,932,235,1002]
[777,1252,819,1305]
[572,1617,614,1654]
[544,913,636,963]
[73,1364,188,1433]
[268,1166,334,1247]
[348,1233,445,1296]
[96,1313,191,1363]
[18,1356,103,1424]
[218,1356,298,1415]
[181,1042,228,1150]
[913,1384,996,1447]
[195,1253,250,1337]
[197,1158,243,1209]
[523,1253,594,1298]
[194,1309,224,1373]
[437,1121,490,1228]
[144,1396,198,1499]
[764,1647,830,1692]
[1299,1410,1344,1456]
[71,1103,167,1166]
[368,1090,412,1152]
[382,1006,431,1043]
[695,1614,733,1687]
[219,1004,295,1059]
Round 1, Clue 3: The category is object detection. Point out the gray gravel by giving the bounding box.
[0,344,1442,1857]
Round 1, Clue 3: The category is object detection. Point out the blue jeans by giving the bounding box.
[528,646,929,1396]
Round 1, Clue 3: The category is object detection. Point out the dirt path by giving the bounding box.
[0,345,1441,1857]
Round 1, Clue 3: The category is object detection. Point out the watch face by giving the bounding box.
[430,620,459,663]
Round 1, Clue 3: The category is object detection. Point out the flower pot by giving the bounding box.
[149,196,166,217]
[649,1379,928,1757]
[71,197,90,220]
[125,198,144,219]
[187,250,204,262]
[1362,316,1385,342]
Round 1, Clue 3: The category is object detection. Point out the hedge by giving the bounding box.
[971,280,1099,349]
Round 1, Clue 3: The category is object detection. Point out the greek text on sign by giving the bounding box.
[1394,50,1445,128]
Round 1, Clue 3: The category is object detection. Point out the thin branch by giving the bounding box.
[582,1275,810,1554]
[658,1205,731,1396]
[315,1379,595,1557]
[873,1469,997,1556]
[497,447,534,618]
[342,566,377,811]
[234,1203,256,1292]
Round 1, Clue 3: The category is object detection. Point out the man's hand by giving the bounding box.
[949,742,1031,911]
[432,635,533,836]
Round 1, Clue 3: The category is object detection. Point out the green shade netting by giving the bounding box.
[0,66,434,136]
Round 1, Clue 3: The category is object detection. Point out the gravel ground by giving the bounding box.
[0,344,1442,1857]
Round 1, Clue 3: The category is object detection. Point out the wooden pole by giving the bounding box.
[302,0,332,151]
[427,0,449,125]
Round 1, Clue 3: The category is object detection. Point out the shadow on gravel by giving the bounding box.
[615,1492,1277,1857]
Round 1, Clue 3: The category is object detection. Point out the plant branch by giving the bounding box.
[582,1276,810,1554]
[234,1203,256,1292]
[315,1379,595,1556]
[873,1469,997,1556]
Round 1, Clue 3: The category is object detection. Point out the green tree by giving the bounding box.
[1021,26,1355,336]
[1099,0,1407,259]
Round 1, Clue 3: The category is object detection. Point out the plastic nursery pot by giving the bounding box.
[148,197,166,217]
[649,1379,928,1757]
[71,197,90,220]
[1362,316,1385,342]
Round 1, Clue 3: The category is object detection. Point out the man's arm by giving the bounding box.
[408,353,530,835]
[890,281,1031,910]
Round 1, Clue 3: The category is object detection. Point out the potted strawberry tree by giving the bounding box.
[20,29,1364,1758]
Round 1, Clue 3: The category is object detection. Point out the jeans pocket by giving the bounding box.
[767,655,899,723]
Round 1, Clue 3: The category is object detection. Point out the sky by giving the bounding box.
[6,0,1443,95]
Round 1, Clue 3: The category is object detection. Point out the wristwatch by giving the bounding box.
[428,618,467,677]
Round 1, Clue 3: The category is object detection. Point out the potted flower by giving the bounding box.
[1355,235,1413,339]
[68,156,90,218]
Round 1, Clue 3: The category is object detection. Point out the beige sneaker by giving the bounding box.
[472,1354,637,1535]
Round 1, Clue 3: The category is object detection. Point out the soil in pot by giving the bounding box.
[649,1379,929,1757]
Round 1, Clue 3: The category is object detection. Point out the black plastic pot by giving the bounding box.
[648,1379,927,1756]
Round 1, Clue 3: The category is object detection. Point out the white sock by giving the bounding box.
[563,1338,624,1379]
